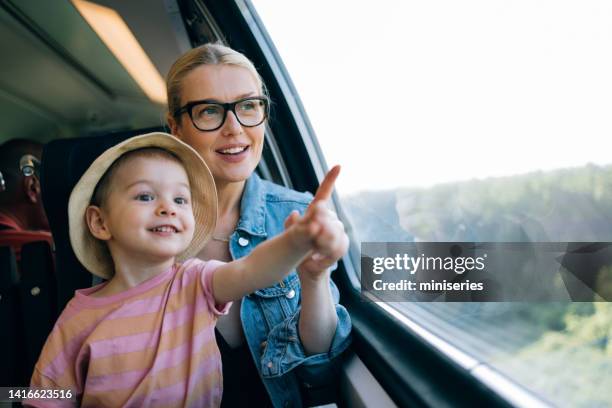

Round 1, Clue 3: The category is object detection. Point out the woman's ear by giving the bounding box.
[86,205,111,240]
[167,113,180,136]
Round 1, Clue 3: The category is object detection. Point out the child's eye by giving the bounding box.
[174,196,189,205]
[136,193,154,202]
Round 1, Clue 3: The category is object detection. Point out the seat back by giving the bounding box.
[0,240,59,386]
[19,240,57,381]
[0,245,24,385]
[40,127,163,310]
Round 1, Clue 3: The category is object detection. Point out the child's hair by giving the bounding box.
[90,147,183,207]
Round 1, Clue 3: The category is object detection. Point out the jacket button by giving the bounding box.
[285,289,295,299]
[267,361,273,368]
[260,341,267,350]
[238,237,249,247]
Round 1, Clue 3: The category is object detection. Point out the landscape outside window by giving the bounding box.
[252,1,612,406]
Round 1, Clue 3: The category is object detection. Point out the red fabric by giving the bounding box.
[0,211,53,262]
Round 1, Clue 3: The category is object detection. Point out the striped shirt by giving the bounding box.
[26,259,230,407]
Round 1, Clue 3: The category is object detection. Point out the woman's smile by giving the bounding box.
[215,144,250,163]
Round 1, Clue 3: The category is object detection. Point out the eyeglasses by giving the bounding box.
[19,154,40,177]
[175,96,269,132]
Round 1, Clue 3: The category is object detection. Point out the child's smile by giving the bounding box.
[149,224,180,234]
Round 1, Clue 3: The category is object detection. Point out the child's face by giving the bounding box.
[98,155,195,263]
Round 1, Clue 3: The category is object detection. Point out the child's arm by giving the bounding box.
[212,168,343,304]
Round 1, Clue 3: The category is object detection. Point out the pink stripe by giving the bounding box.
[102,270,200,320]
[124,355,219,407]
[86,369,144,392]
[44,303,164,378]
[87,325,217,392]
[151,324,215,374]
[186,357,223,408]
[147,379,187,405]
[58,300,89,323]
[104,295,165,319]
[41,316,106,380]
[160,300,199,333]
[89,331,156,359]
[88,299,210,359]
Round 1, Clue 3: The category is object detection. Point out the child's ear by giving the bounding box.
[86,205,111,240]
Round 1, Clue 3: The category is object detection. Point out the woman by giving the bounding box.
[166,43,351,408]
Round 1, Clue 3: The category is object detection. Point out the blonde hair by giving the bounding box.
[166,43,267,123]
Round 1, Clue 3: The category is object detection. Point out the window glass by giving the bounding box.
[251,1,612,406]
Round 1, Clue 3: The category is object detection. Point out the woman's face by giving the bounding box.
[170,65,265,186]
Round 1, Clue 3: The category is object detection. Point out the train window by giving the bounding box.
[252,0,612,407]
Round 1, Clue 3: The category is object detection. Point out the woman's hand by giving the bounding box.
[284,165,349,282]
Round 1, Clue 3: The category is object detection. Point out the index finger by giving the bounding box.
[313,165,340,203]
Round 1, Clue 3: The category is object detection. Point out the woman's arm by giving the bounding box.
[294,217,346,355]
[285,166,349,355]
[299,270,338,355]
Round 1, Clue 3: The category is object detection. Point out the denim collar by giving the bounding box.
[236,173,267,237]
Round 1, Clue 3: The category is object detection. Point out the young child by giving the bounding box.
[26,132,347,407]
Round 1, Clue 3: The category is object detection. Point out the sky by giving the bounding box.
[251,0,612,195]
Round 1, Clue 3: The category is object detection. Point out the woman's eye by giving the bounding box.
[136,193,154,202]
[174,197,188,205]
[239,101,256,111]
[196,105,222,118]
[203,107,219,115]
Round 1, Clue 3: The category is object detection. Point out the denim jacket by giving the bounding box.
[228,173,352,408]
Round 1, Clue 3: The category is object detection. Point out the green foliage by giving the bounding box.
[386,163,612,241]
[514,303,570,332]
[505,303,612,406]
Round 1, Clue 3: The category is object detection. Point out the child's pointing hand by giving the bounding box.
[284,165,348,281]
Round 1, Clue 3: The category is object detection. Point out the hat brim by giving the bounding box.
[68,132,217,279]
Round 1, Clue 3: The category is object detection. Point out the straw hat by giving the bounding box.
[68,132,217,279]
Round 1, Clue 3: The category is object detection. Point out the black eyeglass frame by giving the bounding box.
[174,96,270,132]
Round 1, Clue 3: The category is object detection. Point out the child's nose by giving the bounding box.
[156,201,176,216]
